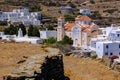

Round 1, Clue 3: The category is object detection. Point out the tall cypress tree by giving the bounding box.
[28,25,34,36]
[32,27,40,37]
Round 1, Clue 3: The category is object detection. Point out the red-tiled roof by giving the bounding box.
[82,28,91,32]
[76,15,91,21]
[65,22,75,31]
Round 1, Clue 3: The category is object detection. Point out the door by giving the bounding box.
[75,39,78,46]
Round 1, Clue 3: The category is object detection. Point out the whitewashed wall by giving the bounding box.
[96,41,120,58]
[39,30,57,39]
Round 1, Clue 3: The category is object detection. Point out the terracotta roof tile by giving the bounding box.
[65,22,75,31]
[76,15,91,21]
[83,28,91,32]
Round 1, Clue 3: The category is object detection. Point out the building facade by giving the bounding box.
[57,15,99,47]
[0,8,41,26]
[79,9,91,15]
[90,26,120,58]
[39,29,57,39]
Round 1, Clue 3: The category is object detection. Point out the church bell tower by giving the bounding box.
[57,16,65,41]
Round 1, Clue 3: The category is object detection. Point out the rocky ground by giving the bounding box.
[0,42,120,80]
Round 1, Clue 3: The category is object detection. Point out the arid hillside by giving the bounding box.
[0,42,46,76]
[0,42,120,80]
[0,0,120,27]
[0,0,120,17]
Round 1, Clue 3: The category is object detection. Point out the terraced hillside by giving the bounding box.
[0,0,120,26]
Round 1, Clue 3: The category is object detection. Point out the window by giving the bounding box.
[98,46,99,49]
[117,34,119,37]
[106,45,109,48]
[103,31,106,34]
[119,44,120,48]
[110,52,113,56]
[105,52,108,55]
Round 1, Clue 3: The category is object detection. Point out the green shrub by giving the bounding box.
[91,55,97,59]
[68,2,76,8]
[43,37,57,44]
[93,11,101,17]
[58,36,73,45]
[64,14,76,21]
[90,0,95,4]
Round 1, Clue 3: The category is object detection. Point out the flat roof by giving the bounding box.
[97,40,120,44]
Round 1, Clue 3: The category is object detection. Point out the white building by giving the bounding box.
[96,41,120,58]
[0,29,42,44]
[14,37,42,44]
[2,35,16,41]
[39,29,57,39]
[0,32,4,38]
[0,8,41,26]
[79,9,91,15]
[89,25,120,58]
[57,15,99,47]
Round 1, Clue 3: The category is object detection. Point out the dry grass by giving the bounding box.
[0,42,120,80]
[0,26,8,31]
[0,42,45,76]
[64,56,120,80]
[0,0,4,2]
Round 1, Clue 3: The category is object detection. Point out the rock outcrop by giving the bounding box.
[3,48,69,80]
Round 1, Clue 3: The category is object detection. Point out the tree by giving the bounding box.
[58,36,73,45]
[47,25,54,30]
[44,24,54,30]
[28,25,34,36]
[32,27,40,37]
[18,24,26,36]
[28,25,40,37]
[0,21,7,26]
[4,25,17,35]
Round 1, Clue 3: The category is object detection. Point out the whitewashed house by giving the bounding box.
[89,25,120,58]
[79,9,91,15]
[0,8,41,26]
[96,41,120,58]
